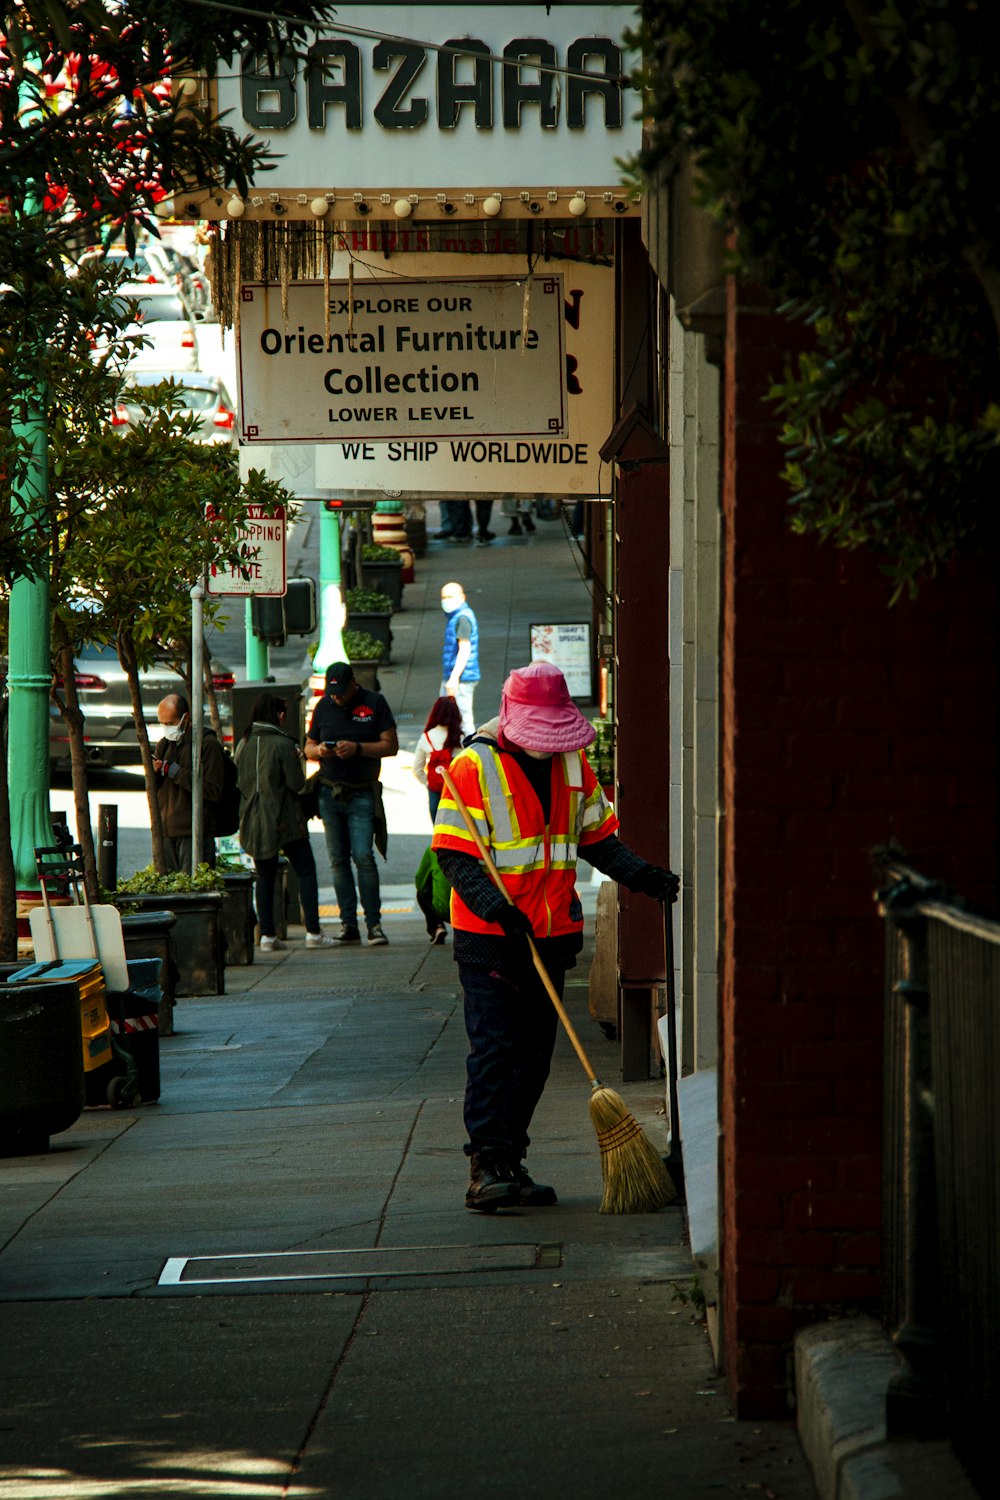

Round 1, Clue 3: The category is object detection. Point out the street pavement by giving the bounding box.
[5,508,820,1497]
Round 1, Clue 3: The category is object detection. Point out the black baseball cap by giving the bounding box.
[325,661,355,693]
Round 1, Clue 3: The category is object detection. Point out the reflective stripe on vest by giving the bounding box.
[435,744,606,937]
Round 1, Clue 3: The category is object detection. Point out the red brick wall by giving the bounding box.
[719,278,1000,1416]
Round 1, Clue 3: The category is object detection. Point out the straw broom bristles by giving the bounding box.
[591,1085,677,1213]
[438,763,678,1216]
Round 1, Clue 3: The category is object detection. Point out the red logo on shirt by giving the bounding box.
[353,706,374,721]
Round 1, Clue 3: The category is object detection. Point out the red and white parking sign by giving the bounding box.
[206,503,287,597]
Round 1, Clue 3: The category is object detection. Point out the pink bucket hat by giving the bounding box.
[498,662,596,754]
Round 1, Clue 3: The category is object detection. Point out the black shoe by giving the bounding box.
[507,518,523,535]
[523,513,536,533]
[429,925,447,945]
[335,925,361,944]
[435,529,455,539]
[465,1153,520,1212]
[512,1162,557,1206]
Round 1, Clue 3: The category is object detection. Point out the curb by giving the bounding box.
[795,1317,978,1500]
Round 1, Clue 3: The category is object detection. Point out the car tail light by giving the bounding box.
[212,407,235,429]
[181,328,195,348]
[111,404,130,427]
[74,673,107,691]
[211,671,235,691]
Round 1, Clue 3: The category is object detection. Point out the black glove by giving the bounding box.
[495,904,534,941]
[632,865,680,904]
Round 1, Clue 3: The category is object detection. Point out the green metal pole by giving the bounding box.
[7,48,55,889]
[313,503,346,677]
[245,597,269,680]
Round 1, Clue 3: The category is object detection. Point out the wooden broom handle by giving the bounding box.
[439,764,601,1086]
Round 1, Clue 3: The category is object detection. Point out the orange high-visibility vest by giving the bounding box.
[432,742,618,937]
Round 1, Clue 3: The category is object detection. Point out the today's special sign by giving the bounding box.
[237,275,567,443]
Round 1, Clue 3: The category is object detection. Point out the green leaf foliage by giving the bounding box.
[627,1,1000,595]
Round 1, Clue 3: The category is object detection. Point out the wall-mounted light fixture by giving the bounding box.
[393,198,412,218]
[310,196,330,217]
[226,197,246,217]
[482,194,502,217]
[568,193,587,217]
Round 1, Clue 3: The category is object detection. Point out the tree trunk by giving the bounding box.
[0,697,18,961]
[118,634,166,873]
[53,632,100,901]
[203,639,222,740]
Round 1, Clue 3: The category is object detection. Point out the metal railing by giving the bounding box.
[877,857,1000,1492]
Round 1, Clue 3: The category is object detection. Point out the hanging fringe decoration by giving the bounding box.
[520,272,532,356]
[280,220,290,324]
[323,226,331,348]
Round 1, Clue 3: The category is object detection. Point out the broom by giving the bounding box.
[439,765,676,1214]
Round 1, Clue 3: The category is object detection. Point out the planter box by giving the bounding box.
[345,610,393,661]
[360,558,404,610]
[348,659,382,692]
[220,872,257,965]
[115,891,225,998]
[405,514,427,557]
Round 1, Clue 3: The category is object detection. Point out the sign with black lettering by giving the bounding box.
[238,276,566,443]
[214,4,639,190]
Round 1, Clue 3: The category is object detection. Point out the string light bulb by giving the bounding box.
[310,197,330,217]
[482,194,502,217]
[393,198,413,218]
[227,195,245,217]
[154,198,175,219]
[568,193,587,217]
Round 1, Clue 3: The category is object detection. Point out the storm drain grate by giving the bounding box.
[159,1242,562,1287]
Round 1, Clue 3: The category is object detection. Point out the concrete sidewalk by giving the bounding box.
[2,508,819,1498]
[0,918,819,1499]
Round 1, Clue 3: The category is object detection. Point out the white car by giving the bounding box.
[104,283,201,373]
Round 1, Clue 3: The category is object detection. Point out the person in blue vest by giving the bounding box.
[440,580,481,738]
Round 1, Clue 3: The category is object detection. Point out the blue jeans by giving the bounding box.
[428,788,442,823]
[318,784,380,930]
[458,960,562,1160]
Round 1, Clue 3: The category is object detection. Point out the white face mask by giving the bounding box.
[158,721,186,743]
[441,597,462,614]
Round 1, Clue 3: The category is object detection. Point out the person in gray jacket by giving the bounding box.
[235,692,334,952]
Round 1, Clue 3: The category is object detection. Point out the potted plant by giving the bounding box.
[344,585,394,661]
[343,629,386,692]
[113,864,227,999]
[359,543,405,610]
[214,855,258,966]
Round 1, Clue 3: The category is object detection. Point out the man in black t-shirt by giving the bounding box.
[305,662,399,945]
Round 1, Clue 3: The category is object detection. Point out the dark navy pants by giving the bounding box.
[458,960,563,1160]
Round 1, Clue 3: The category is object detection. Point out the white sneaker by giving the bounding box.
[306,932,335,949]
[260,935,285,952]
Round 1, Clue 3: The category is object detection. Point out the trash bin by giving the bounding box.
[118,910,177,1035]
[0,979,85,1154]
[107,957,162,1105]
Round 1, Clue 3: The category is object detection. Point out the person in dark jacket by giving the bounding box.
[235,693,333,952]
[152,693,224,873]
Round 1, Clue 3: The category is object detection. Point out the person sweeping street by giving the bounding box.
[432,661,679,1212]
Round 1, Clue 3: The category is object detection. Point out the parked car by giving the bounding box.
[97,283,201,373]
[114,373,237,446]
[48,642,235,774]
[75,241,178,289]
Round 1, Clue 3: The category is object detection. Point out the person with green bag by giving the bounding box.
[415,845,450,945]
